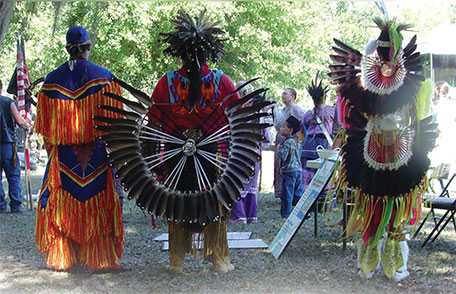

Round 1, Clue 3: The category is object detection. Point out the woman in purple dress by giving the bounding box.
[230,160,260,224]
[230,81,271,224]
[301,75,335,189]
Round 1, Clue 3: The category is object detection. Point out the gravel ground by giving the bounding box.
[0,168,455,294]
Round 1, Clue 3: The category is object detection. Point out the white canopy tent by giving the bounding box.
[420,24,456,171]
[420,23,456,85]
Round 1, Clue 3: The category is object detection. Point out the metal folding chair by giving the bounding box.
[413,170,456,247]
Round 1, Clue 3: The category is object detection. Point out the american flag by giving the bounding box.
[16,34,34,208]
[16,35,32,173]
[16,35,31,121]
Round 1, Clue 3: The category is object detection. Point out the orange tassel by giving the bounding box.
[36,168,124,270]
[35,82,122,145]
[79,236,122,270]
[45,235,78,271]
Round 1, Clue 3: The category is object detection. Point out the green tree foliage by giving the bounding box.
[0,0,453,105]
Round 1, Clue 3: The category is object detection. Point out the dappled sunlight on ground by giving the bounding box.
[0,161,455,293]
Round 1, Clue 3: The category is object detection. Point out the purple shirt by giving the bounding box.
[302,105,335,136]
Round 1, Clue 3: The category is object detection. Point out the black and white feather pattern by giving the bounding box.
[94,78,273,225]
[328,35,423,115]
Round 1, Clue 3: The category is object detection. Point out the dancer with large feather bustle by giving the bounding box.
[151,10,240,273]
[35,26,124,271]
[328,14,438,281]
[94,10,273,273]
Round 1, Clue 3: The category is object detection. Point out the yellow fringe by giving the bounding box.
[35,82,122,145]
[168,221,230,268]
[342,178,426,238]
[45,235,78,271]
[35,157,124,271]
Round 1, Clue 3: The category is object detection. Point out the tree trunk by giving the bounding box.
[51,1,63,35]
[0,0,16,46]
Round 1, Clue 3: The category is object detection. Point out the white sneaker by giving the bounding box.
[393,270,410,282]
[358,269,375,279]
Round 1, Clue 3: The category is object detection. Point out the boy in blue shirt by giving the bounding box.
[278,115,304,218]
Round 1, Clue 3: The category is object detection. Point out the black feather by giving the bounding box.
[145,187,165,215]
[231,151,257,167]
[113,76,151,107]
[403,35,417,57]
[103,92,147,114]
[231,101,274,118]
[307,71,329,103]
[226,88,269,113]
[93,116,138,128]
[333,38,362,58]
[94,124,137,134]
[122,166,150,190]
[231,123,271,133]
[97,104,142,120]
[166,192,176,221]
[219,177,239,203]
[156,190,169,217]
[107,151,139,166]
[212,184,230,210]
[231,112,270,125]
[126,175,151,200]
[225,163,250,183]
[160,10,225,64]
[116,158,144,178]
[174,193,185,221]
[105,142,140,154]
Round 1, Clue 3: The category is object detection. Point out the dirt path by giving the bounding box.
[0,164,456,294]
[0,170,455,293]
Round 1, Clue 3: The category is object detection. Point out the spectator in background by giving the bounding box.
[230,81,266,224]
[434,81,450,105]
[301,75,335,191]
[430,81,456,170]
[273,88,305,199]
[278,115,303,218]
[0,80,31,213]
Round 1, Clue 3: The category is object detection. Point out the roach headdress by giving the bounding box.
[160,10,225,66]
[306,72,329,104]
[160,10,226,108]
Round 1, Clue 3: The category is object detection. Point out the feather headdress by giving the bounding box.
[306,72,329,103]
[160,10,226,66]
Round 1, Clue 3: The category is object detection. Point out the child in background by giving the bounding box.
[278,115,304,218]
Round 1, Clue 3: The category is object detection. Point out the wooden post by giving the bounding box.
[342,189,348,251]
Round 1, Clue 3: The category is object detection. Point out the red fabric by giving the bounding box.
[25,149,31,170]
[148,64,239,136]
[16,39,31,118]
[336,95,350,129]
[362,200,383,244]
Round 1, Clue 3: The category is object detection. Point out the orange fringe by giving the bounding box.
[35,82,122,145]
[36,156,124,271]
[45,235,79,271]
